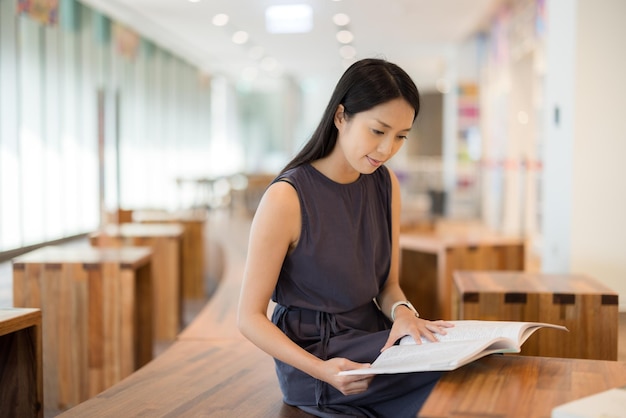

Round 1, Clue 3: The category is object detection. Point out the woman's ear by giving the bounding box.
[334,104,345,129]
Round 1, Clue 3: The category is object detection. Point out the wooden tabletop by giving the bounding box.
[11,246,152,268]
[419,354,626,418]
[132,209,208,223]
[94,223,184,238]
[400,232,524,253]
[455,270,618,297]
[0,307,41,336]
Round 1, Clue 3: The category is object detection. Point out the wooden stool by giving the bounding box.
[90,223,184,341]
[454,271,619,360]
[399,232,525,320]
[12,246,152,415]
[133,209,208,299]
[0,307,43,418]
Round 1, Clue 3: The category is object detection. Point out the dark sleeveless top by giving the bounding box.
[272,163,392,312]
[270,164,441,417]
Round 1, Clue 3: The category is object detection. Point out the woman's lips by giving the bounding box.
[367,156,383,167]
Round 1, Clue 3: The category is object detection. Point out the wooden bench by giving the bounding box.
[56,339,311,417]
[12,246,153,415]
[0,307,42,418]
[419,355,626,417]
[454,270,619,360]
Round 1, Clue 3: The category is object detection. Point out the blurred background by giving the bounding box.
[0,0,624,309]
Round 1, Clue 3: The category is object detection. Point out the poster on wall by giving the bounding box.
[17,0,58,25]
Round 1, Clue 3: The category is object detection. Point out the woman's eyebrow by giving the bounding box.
[375,119,411,132]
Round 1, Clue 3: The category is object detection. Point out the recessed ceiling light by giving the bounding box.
[232,31,249,45]
[265,4,313,34]
[212,14,229,26]
[336,30,353,44]
[333,13,350,26]
[339,45,356,59]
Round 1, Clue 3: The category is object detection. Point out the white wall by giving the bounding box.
[542,0,576,272]
[571,0,626,310]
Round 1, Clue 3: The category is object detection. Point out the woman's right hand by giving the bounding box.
[320,358,375,396]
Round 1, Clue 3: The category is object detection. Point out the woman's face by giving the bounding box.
[334,97,414,175]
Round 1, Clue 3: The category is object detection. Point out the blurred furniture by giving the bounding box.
[0,307,43,418]
[399,230,525,320]
[133,209,208,299]
[419,355,626,418]
[90,223,183,341]
[243,173,275,215]
[454,271,619,360]
[12,246,152,415]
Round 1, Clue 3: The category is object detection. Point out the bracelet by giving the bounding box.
[390,300,420,321]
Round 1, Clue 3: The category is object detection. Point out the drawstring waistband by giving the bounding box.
[315,310,338,408]
[273,304,338,409]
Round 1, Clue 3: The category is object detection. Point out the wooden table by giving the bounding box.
[90,223,184,340]
[133,209,208,299]
[12,246,153,415]
[0,307,43,418]
[400,232,525,320]
[419,355,626,417]
[454,271,619,360]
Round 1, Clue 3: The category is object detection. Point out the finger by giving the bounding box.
[433,320,455,328]
[420,328,439,342]
[426,323,449,336]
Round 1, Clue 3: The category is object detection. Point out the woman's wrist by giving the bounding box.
[390,300,419,321]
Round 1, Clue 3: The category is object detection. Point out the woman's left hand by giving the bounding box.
[380,312,454,352]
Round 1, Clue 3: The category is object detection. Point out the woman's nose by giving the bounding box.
[377,135,394,155]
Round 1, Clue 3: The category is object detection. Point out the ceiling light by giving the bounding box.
[232,31,249,45]
[188,0,200,3]
[339,45,356,59]
[333,13,350,26]
[265,4,313,34]
[336,30,353,44]
[212,14,229,26]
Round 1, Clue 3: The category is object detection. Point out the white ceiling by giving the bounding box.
[80,0,505,87]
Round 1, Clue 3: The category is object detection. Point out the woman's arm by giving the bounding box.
[237,181,373,394]
[377,169,453,351]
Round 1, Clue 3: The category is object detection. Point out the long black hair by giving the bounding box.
[280,58,420,175]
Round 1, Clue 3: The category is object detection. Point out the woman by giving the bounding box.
[238,58,453,417]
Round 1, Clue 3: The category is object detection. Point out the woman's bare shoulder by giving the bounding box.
[251,179,301,244]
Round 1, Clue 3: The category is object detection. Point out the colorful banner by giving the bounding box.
[17,0,58,25]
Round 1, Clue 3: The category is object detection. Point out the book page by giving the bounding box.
[340,338,513,375]
[400,320,566,347]
[339,320,568,376]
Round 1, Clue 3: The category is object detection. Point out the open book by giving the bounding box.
[339,320,568,375]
